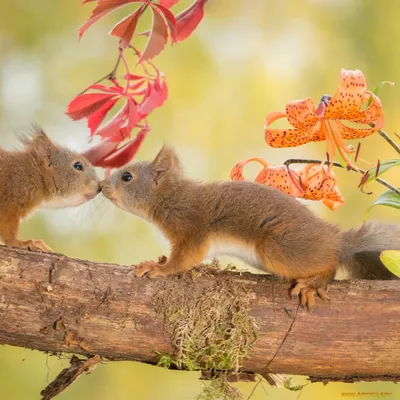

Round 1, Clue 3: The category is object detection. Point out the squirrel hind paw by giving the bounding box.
[134,260,166,278]
[291,277,331,310]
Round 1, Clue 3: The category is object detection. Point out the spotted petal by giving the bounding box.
[255,166,304,197]
[298,165,344,210]
[324,69,384,129]
[230,158,268,181]
[285,98,320,135]
[265,101,324,148]
[336,121,377,140]
[322,188,345,211]
[265,127,325,148]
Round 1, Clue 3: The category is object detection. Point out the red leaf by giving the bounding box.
[138,6,168,63]
[138,77,168,115]
[129,80,146,91]
[87,97,120,135]
[66,93,117,120]
[82,137,120,166]
[109,4,145,48]
[96,103,127,142]
[122,73,146,80]
[98,129,148,168]
[153,4,177,42]
[158,0,179,8]
[126,96,141,130]
[175,0,205,42]
[88,84,124,93]
[79,0,143,40]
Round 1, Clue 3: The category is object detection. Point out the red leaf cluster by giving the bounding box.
[80,0,206,60]
[68,0,207,168]
[66,50,166,168]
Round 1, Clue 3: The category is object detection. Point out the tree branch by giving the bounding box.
[1,246,400,383]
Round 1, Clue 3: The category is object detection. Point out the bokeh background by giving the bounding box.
[1,0,400,399]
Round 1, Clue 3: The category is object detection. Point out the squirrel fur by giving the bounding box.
[101,146,399,308]
[0,126,100,252]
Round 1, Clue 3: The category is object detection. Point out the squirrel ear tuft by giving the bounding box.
[151,146,182,185]
[25,127,57,159]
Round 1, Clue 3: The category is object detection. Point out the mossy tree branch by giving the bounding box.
[1,246,400,383]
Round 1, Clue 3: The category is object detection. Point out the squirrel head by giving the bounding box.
[24,128,100,208]
[101,146,182,218]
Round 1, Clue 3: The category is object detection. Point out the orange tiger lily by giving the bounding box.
[231,159,344,210]
[264,69,384,170]
[298,164,344,210]
[231,158,304,197]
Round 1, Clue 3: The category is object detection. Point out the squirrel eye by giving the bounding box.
[121,171,133,182]
[73,161,84,171]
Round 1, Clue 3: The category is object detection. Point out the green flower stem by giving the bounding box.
[377,129,400,155]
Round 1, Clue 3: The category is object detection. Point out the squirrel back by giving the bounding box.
[101,146,398,308]
[0,126,100,251]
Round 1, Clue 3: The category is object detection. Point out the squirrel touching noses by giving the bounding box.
[101,146,399,309]
[0,127,100,252]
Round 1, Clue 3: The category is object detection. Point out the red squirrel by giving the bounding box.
[0,127,100,252]
[101,146,399,309]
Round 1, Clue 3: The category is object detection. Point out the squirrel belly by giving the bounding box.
[205,236,265,270]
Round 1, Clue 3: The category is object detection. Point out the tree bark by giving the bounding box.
[1,246,399,382]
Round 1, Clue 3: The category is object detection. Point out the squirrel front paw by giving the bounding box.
[135,260,168,278]
[9,239,53,253]
[22,239,53,253]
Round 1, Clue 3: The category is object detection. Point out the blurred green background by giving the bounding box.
[1,0,400,399]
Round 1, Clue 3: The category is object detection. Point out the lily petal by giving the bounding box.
[298,165,344,210]
[265,127,324,148]
[336,121,377,140]
[324,69,384,129]
[323,194,345,211]
[255,165,304,197]
[285,98,320,134]
[324,69,366,120]
[230,158,268,181]
[358,91,384,128]
[265,100,324,148]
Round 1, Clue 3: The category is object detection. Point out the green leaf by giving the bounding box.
[367,81,395,106]
[380,250,400,278]
[362,159,400,186]
[283,377,308,392]
[364,188,400,219]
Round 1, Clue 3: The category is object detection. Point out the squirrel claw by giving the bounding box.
[316,287,330,302]
[300,288,315,310]
[291,279,329,310]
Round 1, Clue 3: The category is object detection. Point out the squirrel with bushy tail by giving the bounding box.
[101,146,399,309]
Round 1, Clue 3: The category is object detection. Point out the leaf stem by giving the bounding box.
[77,53,122,96]
[119,49,131,92]
[284,159,400,196]
[377,129,400,155]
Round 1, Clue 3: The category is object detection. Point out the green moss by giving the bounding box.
[197,377,242,400]
[153,262,259,400]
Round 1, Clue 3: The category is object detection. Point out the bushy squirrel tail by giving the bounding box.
[339,222,400,280]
